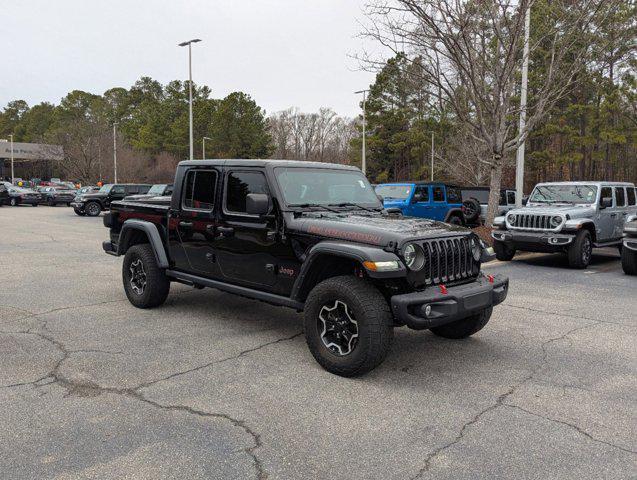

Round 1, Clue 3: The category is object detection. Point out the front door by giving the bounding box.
[171,168,221,277]
[597,186,615,241]
[214,169,283,292]
[409,185,433,219]
[107,185,127,207]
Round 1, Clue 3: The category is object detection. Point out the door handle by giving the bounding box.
[179,221,193,228]
[217,226,234,237]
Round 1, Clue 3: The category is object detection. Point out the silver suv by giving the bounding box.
[491,181,637,268]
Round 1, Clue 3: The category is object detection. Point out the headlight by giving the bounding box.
[470,237,482,261]
[507,213,516,225]
[550,215,563,228]
[402,243,425,270]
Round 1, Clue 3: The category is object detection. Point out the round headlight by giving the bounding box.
[402,243,425,271]
[507,213,516,225]
[470,237,482,261]
[550,215,563,227]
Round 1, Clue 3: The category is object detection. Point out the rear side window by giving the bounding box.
[183,170,217,210]
[413,185,429,202]
[433,186,445,202]
[600,187,612,205]
[225,171,269,214]
[446,187,461,203]
[628,188,636,206]
[615,187,626,207]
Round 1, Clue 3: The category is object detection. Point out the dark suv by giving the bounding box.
[71,183,151,216]
[102,160,509,376]
[37,186,77,206]
[0,183,9,206]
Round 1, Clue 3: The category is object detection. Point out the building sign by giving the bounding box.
[0,142,64,161]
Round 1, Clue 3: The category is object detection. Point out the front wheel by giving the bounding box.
[304,275,393,377]
[430,307,493,339]
[73,208,86,216]
[123,244,170,308]
[10,198,18,206]
[85,201,102,217]
[567,229,592,269]
[622,246,637,275]
[493,240,516,261]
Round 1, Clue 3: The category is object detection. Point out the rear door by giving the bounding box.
[171,168,221,277]
[431,185,447,221]
[613,187,628,239]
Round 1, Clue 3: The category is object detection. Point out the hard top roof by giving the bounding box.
[178,159,359,170]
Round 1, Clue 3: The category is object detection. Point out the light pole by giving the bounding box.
[9,134,14,184]
[430,131,435,181]
[202,136,212,160]
[515,4,531,207]
[113,122,118,183]
[179,38,202,161]
[354,89,369,174]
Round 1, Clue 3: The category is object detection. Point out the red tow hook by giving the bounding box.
[439,284,448,295]
[487,274,495,284]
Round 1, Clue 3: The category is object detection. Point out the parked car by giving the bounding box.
[375,182,465,225]
[7,186,41,206]
[459,187,518,225]
[0,183,9,206]
[622,219,637,275]
[36,186,76,206]
[71,183,152,216]
[102,160,508,376]
[124,183,173,201]
[492,181,637,268]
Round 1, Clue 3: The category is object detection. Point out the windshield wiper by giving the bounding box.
[328,202,381,213]
[289,203,341,213]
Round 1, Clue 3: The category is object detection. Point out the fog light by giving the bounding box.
[424,304,432,317]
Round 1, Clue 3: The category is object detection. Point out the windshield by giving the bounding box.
[275,167,380,207]
[147,184,166,195]
[529,185,597,204]
[99,184,113,193]
[375,184,412,200]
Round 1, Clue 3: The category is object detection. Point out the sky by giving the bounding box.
[1,0,382,118]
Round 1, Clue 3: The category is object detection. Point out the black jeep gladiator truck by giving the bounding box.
[72,183,152,216]
[103,160,508,376]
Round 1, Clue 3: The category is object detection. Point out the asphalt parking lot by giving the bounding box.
[1,205,635,479]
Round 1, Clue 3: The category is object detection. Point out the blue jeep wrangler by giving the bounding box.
[375,182,465,225]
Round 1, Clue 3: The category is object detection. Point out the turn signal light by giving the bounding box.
[439,285,448,295]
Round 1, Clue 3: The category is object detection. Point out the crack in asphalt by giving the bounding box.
[410,320,603,479]
[504,404,636,455]
[502,303,631,327]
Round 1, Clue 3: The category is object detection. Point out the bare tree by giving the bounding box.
[361,0,607,224]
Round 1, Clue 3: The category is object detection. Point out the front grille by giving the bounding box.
[509,214,553,231]
[415,236,479,286]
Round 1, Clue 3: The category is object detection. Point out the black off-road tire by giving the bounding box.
[621,246,637,275]
[73,208,86,216]
[493,240,516,261]
[304,275,393,377]
[448,215,464,226]
[462,198,481,223]
[85,201,102,217]
[122,244,170,309]
[10,198,18,206]
[567,229,592,269]
[430,307,493,339]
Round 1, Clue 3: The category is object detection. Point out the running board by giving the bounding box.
[593,240,621,248]
[165,270,304,311]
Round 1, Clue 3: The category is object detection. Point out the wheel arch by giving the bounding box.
[444,208,465,224]
[118,220,169,268]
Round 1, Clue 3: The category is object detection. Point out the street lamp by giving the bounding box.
[354,89,369,174]
[202,136,212,160]
[178,38,202,161]
[113,122,118,183]
[9,134,14,184]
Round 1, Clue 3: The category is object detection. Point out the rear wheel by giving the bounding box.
[430,307,493,339]
[621,245,637,275]
[304,275,393,377]
[493,240,516,261]
[568,229,592,269]
[448,215,464,226]
[10,198,18,206]
[123,244,170,308]
[462,198,481,224]
[85,201,102,217]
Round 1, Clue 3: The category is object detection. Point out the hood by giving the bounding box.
[507,203,596,219]
[288,212,469,247]
[80,192,107,200]
[383,198,410,208]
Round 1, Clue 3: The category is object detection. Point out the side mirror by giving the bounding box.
[246,193,270,215]
[522,197,528,206]
[600,197,612,209]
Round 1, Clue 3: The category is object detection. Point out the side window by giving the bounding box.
[225,171,269,214]
[413,185,429,203]
[615,187,626,207]
[111,185,126,195]
[600,187,612,205]
[433,186,445,202]
[139,185,151,194]
[627,187,636,206]
[183,170,217,211]
[499,191,506,206]
[446,187,461,203]
[507,191,516,205]
[126,185,139,194]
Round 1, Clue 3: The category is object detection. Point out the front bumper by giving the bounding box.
[492,229,575,249]
[624,238,637,251]
[390,274,509,330]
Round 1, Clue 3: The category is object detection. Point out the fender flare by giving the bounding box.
[444,208,464,223]
[118,219,169,268]
[290,241,404,302]
[563,218,596,240]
